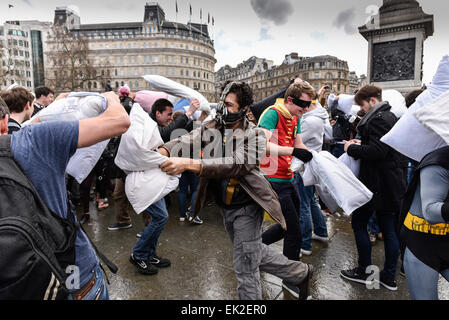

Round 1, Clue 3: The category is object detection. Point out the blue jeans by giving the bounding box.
[133,198,168,261]
[262,181,302,261]
[296,175,328,251]
[178,171,200,218]
[404,248,449,300]
[351,205,400,280]
[67,265,109,300]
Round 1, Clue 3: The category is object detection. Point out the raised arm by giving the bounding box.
[78,92,130,148]
[263,128,312,162]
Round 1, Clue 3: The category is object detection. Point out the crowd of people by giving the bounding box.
[0,74,448,301]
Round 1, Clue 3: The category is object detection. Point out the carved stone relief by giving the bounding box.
[371,38,416,82]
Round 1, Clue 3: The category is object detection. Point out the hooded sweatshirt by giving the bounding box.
[301,105,331,152]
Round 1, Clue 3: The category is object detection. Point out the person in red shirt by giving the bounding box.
[258,81,315,297]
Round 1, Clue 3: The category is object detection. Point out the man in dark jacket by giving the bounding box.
[32,86,54,117]
[158,82,313,300]
[340,85,407,291]
[329,99,351,158]
[150,98,199,143]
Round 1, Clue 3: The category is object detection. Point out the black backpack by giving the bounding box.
[0,135,117,300]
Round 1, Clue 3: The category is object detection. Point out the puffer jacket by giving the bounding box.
[163,117,287,230]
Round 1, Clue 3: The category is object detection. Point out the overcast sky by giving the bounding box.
[1,0,447,84]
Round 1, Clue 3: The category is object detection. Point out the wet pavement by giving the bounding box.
[79,193,449,300]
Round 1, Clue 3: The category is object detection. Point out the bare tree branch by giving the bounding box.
[45,26,108,92]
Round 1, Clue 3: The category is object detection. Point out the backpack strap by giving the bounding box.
[0,135,37,190]
[2,135,118,279]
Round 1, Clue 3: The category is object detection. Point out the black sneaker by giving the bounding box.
[190,216,204,225]
[340,267,373,285]
[378,273,398,291]
[149,255,171,268]
[129,254,158,275]
[108,223,132,231]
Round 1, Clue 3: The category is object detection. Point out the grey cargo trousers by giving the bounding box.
[220,203,309,300]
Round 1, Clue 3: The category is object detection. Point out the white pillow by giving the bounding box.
[337,94,355,115]
[381,55,449,162]
[413,90,449,145]
[25,92,109,183]
[143,75,211,113]
[382,90,407,118]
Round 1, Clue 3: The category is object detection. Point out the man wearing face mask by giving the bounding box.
[341,85,407,291]
[157,81,313,300]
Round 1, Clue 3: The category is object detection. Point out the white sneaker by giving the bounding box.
[300,249,312,256]
[312,234,329,243]
[179,217,186,222]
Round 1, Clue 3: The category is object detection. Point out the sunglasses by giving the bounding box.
[291,97,312,109]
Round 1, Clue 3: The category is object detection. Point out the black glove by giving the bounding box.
[292,148,313,163]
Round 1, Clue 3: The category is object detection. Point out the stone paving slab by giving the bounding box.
[79,194,449,300]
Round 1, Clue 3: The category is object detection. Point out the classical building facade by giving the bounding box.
[46,3,216,101]
[0,22,34,91]
[215,56,274,99]
[0,20,51,92]
[248,54,352,102]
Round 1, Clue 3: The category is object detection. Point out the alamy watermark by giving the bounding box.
[365,265,381,290]
[65,265,80,290]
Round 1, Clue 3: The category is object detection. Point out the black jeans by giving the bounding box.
[262,180,302,261]
[351,203,400,280]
